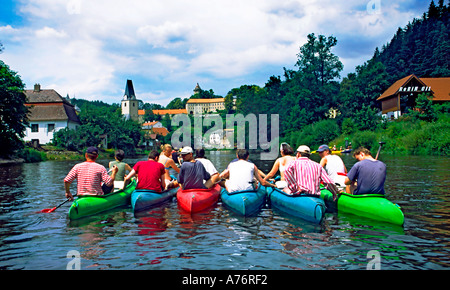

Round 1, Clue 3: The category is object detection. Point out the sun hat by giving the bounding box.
[296,145,311,154]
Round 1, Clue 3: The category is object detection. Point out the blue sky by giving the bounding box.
[0,0,431,106]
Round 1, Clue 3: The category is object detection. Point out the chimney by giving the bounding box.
[34,83,41,92]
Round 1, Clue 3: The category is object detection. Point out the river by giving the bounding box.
[0,151,448,271]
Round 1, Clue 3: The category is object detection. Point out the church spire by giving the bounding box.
[124,79,136,100]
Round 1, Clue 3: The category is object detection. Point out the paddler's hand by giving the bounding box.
[111,165,119,174]
[65,191,74,201]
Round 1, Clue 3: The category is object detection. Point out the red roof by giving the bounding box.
[378,75,450,101]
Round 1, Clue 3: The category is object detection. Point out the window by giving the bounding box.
[48,124,55,133]
[31,124,39,133]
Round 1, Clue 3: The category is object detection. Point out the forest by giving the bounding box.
[1,0,448,160]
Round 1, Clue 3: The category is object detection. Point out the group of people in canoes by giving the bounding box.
[63,143,387,204]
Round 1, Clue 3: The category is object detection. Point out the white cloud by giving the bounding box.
[0,0,430,103]
[35,26,67,38]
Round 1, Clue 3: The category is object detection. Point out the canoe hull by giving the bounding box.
[267,187,326,223]
[321,190,404,226]
[220,185,267,216]
[177,184,221,213]
[68,179,137,220]
[131,187,178,212]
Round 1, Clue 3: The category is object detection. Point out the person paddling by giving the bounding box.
[64,146,118,201]
[284,145,339,200]
[219,149,275,193]
[123,150,167,192]
[264,142,296,188]
[316,144,347,190]
[344,147,386,195]
[178,146,213,190]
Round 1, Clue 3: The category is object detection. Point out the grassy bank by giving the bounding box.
[330,115,449,156]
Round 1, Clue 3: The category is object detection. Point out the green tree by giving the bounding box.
[296,33,343,87]
[0,58,29,157]
[407,93,437,122]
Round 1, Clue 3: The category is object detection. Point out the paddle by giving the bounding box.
[375,141,386,160]
[39,197,72,213]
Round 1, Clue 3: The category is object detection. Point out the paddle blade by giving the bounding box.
[39,207,57,213]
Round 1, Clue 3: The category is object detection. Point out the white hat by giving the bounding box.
[296,145,311,154]
[180,146,193,155]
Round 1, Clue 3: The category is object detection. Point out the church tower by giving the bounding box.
[193,83,201,95]
[121,79,140,122]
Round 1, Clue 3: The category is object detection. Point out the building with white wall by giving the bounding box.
[23,84,81,145]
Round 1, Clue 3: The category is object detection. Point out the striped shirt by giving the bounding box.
[64,161,113,196]
[284,157,334,195]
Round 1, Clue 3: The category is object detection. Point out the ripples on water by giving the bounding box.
[0,153,449,270]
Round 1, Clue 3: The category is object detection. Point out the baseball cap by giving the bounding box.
[180,146,193,155]
[86,146,99,155]
[317,144,330,152]
[296,145,311,154]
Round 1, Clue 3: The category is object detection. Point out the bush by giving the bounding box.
[351,131,379,153]
[17,148,47,163]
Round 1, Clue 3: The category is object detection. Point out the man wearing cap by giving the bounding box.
[178,146,213,190]
[284,145,338,199]
[317,144,348,188]
[64,146,119,201]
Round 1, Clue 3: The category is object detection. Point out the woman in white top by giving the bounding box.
[219,149,274,193]
[264,143,296,188]
[317,144,347,188]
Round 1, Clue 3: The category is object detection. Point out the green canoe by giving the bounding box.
[321,189,404,226]
[68,179,137,220]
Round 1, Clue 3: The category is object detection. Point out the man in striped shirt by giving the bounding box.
[64,147,118,201]
[284,145,338,200]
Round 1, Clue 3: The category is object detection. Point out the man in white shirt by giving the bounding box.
[219,149,274,193]
[195,148,220,188]
[317,144,347,188]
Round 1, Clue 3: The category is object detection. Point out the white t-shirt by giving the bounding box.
[324,155,346,184]
[226,159,255,193]
[195,158,218,176]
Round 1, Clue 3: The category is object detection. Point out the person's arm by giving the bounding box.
[125,163,133,174]
[167,159,180,173]
[64,167,77,201]
[319,157,327,168]
[219,169,229,180]
[255,165,275,187]
[104,165,118,187]
[160,173,166,190]
[264,159,280,181]
[64,181,73,201]
[123,169,137,189]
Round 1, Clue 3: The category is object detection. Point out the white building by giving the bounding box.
[23,84,81,145]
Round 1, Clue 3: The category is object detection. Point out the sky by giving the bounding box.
[0,0,431,106]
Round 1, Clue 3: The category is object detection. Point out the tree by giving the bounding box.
[407,93,437,122]
[296,33,343,87]
[0,59,29,157]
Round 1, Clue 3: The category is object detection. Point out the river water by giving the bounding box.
[0,151,448,270]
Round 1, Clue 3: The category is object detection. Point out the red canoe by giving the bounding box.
[176,184,221,213]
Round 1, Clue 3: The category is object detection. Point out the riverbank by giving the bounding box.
[329,116,449,156]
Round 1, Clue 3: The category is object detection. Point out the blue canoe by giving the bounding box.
[131,187,178,213]
[220,185,267,216]
[266,187,326,223]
